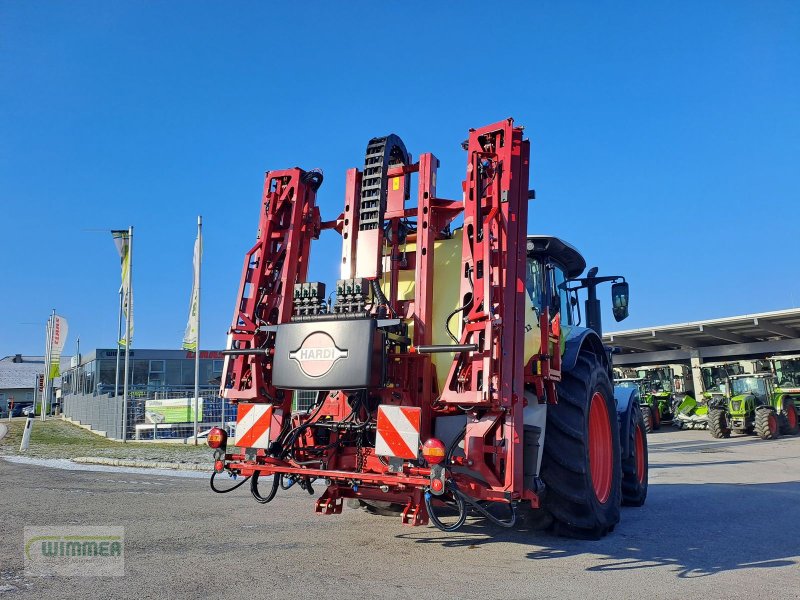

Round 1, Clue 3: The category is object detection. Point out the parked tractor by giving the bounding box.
[699,362,744,402]
[633,365,694,430]
[208,119,648,539]
[708,373,799,439]
[769,355,800,419]
[770,355,800,389]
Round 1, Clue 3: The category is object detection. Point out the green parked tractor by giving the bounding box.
[636,365,696,432]
[672,362,744,431]
[708,373,799,440]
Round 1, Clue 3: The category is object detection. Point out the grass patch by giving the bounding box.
[0,418,213,464]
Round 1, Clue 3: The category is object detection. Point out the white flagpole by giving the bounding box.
[115,286,122,397]
[122,226,133,442]
[41,311,54,421]
[193,216,202,445]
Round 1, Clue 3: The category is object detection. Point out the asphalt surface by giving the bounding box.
[2,428,799,600]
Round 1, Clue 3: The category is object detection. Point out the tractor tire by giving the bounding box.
[708,408,731,439]
[651,405,662,430]
[779,400,799,436]
[621,403,648,507]
[541,352,621,539]
[641,404,653,434]
[755,407,781,440]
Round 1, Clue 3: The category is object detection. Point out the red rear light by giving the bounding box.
[207,427,227,449]
[422,438,446,465]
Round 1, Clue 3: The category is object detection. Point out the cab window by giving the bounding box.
[525,258,572,326]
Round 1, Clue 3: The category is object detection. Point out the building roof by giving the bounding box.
[0,355,45,363]
[0,362,43,390]
[604,308,800,365]
[0,355,73,390]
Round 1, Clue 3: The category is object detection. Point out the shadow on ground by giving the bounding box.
[396,481,800,578]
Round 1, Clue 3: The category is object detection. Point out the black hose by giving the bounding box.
[454,488,517,528]
[444,272,474,344]
[250,471,281,504]
[210,471,251,493]
[425,485,467,532]
[425,480,517,531]
[370,279,397,317]
[301,168,324,191]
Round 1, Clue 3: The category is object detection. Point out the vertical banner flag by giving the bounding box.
[48,315,68,378]
[182,226,202,350]
[111,230,133,344]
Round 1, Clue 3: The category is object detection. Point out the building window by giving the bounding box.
[149,360,166,387]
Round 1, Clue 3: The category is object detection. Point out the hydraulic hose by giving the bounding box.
[425,481,517,531]
[454,488,517,528]
[425,484,467,532]
[210,471,251,494]
[250,471,281,504]
[301,168,324,191]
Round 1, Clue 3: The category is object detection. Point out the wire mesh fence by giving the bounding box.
[61,387,317,442]
[62,385,235,442]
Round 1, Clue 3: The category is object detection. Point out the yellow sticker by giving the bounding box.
[392,177,400,191]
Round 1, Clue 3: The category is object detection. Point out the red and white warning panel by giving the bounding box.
[234,403,274,449]
[375,405,421,460]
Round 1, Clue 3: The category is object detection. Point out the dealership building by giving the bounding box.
[61,348,227,440]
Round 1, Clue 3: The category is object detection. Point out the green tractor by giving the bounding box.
[769,355,800,412]
[699,362,743,403]
[634,365,697,432]
[672,361,743,431]
[708,372,799,440]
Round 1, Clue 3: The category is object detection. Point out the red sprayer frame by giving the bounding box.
[218,119,558,525]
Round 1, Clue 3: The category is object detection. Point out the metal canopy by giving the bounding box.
[604,308,800,365]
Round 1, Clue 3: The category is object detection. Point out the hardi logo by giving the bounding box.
[288,332,348,377]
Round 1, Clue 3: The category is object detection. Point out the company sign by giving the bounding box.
[288,332,348,377]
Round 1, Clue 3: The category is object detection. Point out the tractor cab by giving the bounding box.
[728,374,774,407]
[638,366,674,395]
[525,235,585,328]
[769,355,800,390]
[525,235,629,337]
[700,362,744,399]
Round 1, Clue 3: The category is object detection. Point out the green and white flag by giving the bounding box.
[112,230,133,345]
[182,223,202,350]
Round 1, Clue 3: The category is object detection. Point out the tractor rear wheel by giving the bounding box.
[541,352,621,539]
[755,407,780,440]
[708,408,731,439]
[641,404,653,433]
[779,400,799,436]
[621,403,648,507]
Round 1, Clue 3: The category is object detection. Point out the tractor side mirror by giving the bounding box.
[611,281,629,322]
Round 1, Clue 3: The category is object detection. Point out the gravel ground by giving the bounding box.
[1,428,799,599]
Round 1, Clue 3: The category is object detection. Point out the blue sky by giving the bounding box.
[1,1,798,356]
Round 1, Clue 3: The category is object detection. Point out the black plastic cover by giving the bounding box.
[272,319,382,390]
